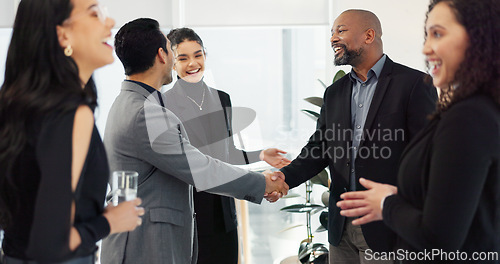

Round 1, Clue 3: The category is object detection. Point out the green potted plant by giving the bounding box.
[301,70,346,188]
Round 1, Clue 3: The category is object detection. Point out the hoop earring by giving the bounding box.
[64,45,73,57]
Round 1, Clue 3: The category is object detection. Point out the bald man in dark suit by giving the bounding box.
[273,10,438,263]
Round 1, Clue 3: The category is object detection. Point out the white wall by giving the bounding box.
[0,0,17,27]
[184,0,329,27]
[100,0,174,29]
[102,0,330,29]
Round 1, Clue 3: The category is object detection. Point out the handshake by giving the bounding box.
[262,170,288,203]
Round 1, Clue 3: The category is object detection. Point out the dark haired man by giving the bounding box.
[100,18,288,264]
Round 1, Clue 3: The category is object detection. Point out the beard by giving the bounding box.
[334,45,363,66]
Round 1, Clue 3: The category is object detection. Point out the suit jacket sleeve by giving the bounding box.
[383,99,500,251]
[281,93,331,189]
[134,99,265,204]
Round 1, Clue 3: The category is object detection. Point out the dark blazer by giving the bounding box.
[282,57,438,252]
[383,94,500,262]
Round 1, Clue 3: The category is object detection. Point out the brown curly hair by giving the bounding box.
[426,0,500,114]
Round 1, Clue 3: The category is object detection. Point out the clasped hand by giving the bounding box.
[336,178,397,225]
[263,170,289,203]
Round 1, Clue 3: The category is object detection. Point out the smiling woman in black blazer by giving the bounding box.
[338,0,500,261]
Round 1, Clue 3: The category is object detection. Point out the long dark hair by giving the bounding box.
[426,0,500,113]
[0,0,98,228]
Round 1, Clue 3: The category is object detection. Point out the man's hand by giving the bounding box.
[263,170,288,202]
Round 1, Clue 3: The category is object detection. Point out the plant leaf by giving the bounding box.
[303,97,323,108]
[333,70,346,83]
[310,169,329,187]
[317,79,327,88]
[301,109,320,121]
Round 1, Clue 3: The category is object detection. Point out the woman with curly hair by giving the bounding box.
[0,0,144,263]
[337,0,500,260]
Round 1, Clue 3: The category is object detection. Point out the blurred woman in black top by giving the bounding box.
[0,0,144,263]
[338,0,500,261]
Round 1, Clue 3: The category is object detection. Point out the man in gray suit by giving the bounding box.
[100,18,288,264]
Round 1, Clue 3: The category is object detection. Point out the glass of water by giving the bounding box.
[111,171,138,206]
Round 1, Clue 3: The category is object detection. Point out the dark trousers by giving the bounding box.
[3,255,94,264]
[197,229,238,264]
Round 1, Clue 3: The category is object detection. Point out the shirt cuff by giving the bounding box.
[380,194,394,210]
